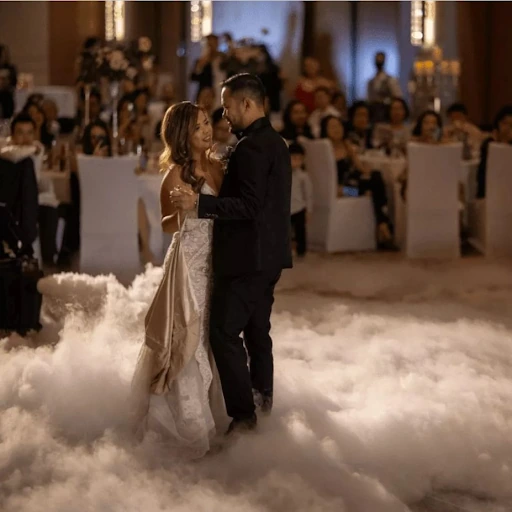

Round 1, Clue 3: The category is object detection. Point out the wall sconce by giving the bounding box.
[105,1,126,42]
[191,0,213,43]
[410,1,436,47]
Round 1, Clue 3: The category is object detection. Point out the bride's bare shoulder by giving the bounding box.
[161,164,183,190]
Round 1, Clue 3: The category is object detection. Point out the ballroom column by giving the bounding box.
[457,1,491,125]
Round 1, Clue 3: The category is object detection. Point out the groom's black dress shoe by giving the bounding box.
[260,394,273,415]
[253,389,273,415]
[226,414,257,436]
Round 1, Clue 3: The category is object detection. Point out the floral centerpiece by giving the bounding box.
[97,44,138,83]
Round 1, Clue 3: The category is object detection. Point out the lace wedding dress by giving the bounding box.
[135,182,227,459]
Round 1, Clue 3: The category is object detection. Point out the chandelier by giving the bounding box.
[190,0,213,43]
[410,1,436,47]
[105,1,125,42]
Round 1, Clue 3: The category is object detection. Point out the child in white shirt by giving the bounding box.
[289,142,313,257]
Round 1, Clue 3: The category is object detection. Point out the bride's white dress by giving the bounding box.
[144,182,226,458]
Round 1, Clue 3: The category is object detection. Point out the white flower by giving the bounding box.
[142,56,154,71]
[126,67,138,80]
[109,50,125,71]
[138,36,152,53]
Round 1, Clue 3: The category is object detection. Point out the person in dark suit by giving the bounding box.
[0,152,38,255]
[171,73,292,434]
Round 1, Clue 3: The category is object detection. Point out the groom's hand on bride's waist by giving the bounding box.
[169,186,198,212]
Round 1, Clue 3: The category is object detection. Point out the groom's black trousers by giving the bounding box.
[209,268,281,420]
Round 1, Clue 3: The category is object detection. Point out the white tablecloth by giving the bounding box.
[40,169,72,204]
[15,86,77,117]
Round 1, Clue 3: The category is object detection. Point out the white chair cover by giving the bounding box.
[148,101,166,143]
[15,86,76,117]
[301,139,376,253]
[405,143,461,259]
[77,155,141,283]
[474,143,512,256]
[138,173,171,265]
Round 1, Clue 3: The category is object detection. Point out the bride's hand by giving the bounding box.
[170,186,198,211]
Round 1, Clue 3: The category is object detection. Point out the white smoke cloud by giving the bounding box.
[1,256,512,512]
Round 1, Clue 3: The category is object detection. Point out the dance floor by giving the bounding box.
[1,253,512,512]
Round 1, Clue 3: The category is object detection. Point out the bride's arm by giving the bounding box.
[160,167,188,234]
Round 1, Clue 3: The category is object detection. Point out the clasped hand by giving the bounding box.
[169,186,198,211]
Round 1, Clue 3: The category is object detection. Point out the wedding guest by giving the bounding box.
[9,113,41,152]
[294,57,334,113]
[367,51,402,123]
[444,102,483,154]
[411,110,444,144]
[41,98,60,138]
[0,44,17,119]
[289,142,313,258]
[211,107,236,157]
[398,110,448,202]
[309,86,341,138]
[196,86,215,118]
[321,115,394,248]
[347,101,374,152]
[373,97,411,156]
[8,114,56,266]
[160,82,176,107]
[117,95,143,152]
[190,34,225,108]
[477,105,512,199]
[332,91,348,121]
[76,88,104,129]
[279,100,313,142]
[132,87,151,143]
[82,119,112,157]
[258,45,283,113]
[24,102,54,150]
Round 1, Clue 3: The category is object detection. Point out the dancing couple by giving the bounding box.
[131,73,292,458]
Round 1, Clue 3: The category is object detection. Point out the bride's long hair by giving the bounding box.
[159,101,207,193]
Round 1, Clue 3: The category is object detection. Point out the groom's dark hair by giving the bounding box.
[222,73,266,107]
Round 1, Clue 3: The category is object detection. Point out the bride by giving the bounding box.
[131,101,227,459]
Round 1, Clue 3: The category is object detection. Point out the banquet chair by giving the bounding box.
[77,155,141,283]
[300,138,376,253]
[468,143,512,256]
[403,142,461,259]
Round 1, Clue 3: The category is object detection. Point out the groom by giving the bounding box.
[172,73,292,434]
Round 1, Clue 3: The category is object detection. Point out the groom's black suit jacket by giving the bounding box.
[198,116,293,276]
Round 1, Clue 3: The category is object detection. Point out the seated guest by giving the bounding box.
[373,97,411,156]
[444,102,483,155]
[279,99,313,142]
[346,101,374,152]
[321,115,393,248]
[211,107,236,157]
[82,119,112,157]
[477,105,512,199]
[399,110,451,202]
[41,98,60,138]
[9,113,42,154]
[196,86,215,119]
[411,110,445,144]
[117,95,143,153]
[76,88,105,128]
[24,102,54,150]
[308,86,341,138]
[331,91,348,121]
